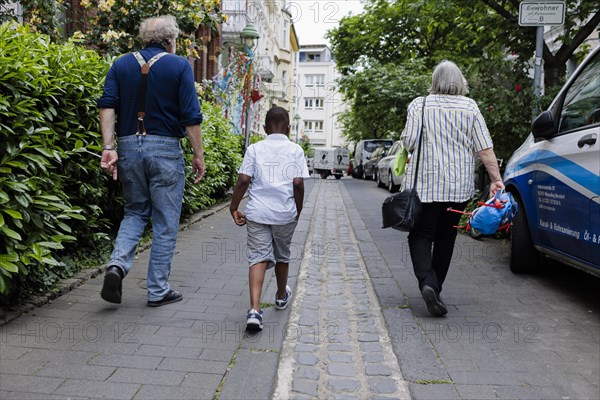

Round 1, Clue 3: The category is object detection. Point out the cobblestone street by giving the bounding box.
[274,180,409,399]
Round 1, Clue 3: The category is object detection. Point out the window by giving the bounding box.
[304,98,324,109]
[281,20,289,50]
[304,120,324,132]
[306,53,321,62]
[305,74,325,87]
[364,140,392,152]
[558,52,600,133]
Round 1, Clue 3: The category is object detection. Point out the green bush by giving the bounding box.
[466,57,545,161]
[0,23,111,301]
[181,102,242,216]
[0,23,241,306]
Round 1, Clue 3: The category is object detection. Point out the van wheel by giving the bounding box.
[335,174,342,180]
[510,197,541,273]
[388,171,399,193]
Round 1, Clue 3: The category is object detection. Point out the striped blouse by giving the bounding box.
[400,95,494,203]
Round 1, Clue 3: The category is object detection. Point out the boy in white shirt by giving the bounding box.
[229,107,310,330]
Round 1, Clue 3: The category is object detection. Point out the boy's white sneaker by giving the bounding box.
[275,285,292,310]
[246,309,264,331]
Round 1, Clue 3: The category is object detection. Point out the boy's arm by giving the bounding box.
[229,174,251,226]
[293,178,304,220]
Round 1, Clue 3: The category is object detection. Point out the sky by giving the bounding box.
[289,0,365,46]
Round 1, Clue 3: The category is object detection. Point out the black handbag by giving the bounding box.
[382,97,426,231]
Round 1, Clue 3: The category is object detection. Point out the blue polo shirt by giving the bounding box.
[97,44,203,138]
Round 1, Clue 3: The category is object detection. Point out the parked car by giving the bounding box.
[352,139,394,178]
[362,145,388,180]
[377,140,405,192]
[504,45,600,276]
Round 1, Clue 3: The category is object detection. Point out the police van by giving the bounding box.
[504,46,600,276]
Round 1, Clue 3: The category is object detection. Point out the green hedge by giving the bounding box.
[0,23,241,306]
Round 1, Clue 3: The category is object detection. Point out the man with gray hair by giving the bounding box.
[98,15,205,307]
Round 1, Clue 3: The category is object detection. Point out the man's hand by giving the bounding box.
[192,154,205,184]
[100,150,118,181]
[231,209,247,226]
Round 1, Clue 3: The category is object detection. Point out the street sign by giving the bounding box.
[519,1,565,26]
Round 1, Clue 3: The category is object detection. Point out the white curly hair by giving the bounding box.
[138,15,179,49]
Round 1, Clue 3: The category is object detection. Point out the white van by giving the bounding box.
[313,147,350,179]
[352,139,393,179]
[504,46,600,276]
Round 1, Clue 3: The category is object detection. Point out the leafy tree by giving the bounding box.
[0,0,225,58]
[327,0,500,75]
[70,0,224,57]
[466,57,540,160]
[329,0,600,87]
[474,0,599,86]
[337,60,430,143]
[327,0,598,150]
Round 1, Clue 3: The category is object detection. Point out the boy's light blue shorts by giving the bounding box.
[246,220,297,269]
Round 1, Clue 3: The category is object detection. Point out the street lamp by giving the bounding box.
[240,21,260,152]
[293,113,301,142]
[240,22,260,50]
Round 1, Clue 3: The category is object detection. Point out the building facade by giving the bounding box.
[221,0,299,138]
[295,44,346,148]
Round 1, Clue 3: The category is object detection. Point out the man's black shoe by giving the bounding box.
[101,266,123,304]
[421,285,447,317]
[147,290,183,307]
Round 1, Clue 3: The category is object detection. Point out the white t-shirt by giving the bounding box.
[239,134,310,225]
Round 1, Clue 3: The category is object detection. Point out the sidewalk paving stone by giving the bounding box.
[3,176,596,399]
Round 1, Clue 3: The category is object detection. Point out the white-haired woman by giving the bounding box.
[401,60,504,317]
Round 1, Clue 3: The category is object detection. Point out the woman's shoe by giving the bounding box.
[421,285,447,317]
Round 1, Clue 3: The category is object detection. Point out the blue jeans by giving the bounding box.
[109,135,185,301]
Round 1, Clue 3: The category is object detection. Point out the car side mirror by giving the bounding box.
[531,110,556,140]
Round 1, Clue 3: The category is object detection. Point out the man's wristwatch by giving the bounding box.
[102,145,116,151]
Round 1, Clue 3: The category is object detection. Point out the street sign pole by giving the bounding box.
[518,1,565,115]
[533,26,544,115]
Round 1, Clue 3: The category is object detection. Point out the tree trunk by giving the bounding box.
[544,60,566,90]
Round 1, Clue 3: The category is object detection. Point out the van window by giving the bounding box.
[558,52,600,133]
[364,140,392,152]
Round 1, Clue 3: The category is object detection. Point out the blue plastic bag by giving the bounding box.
[469,190,518,235]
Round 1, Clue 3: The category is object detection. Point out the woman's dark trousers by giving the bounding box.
[408,201,468,294]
